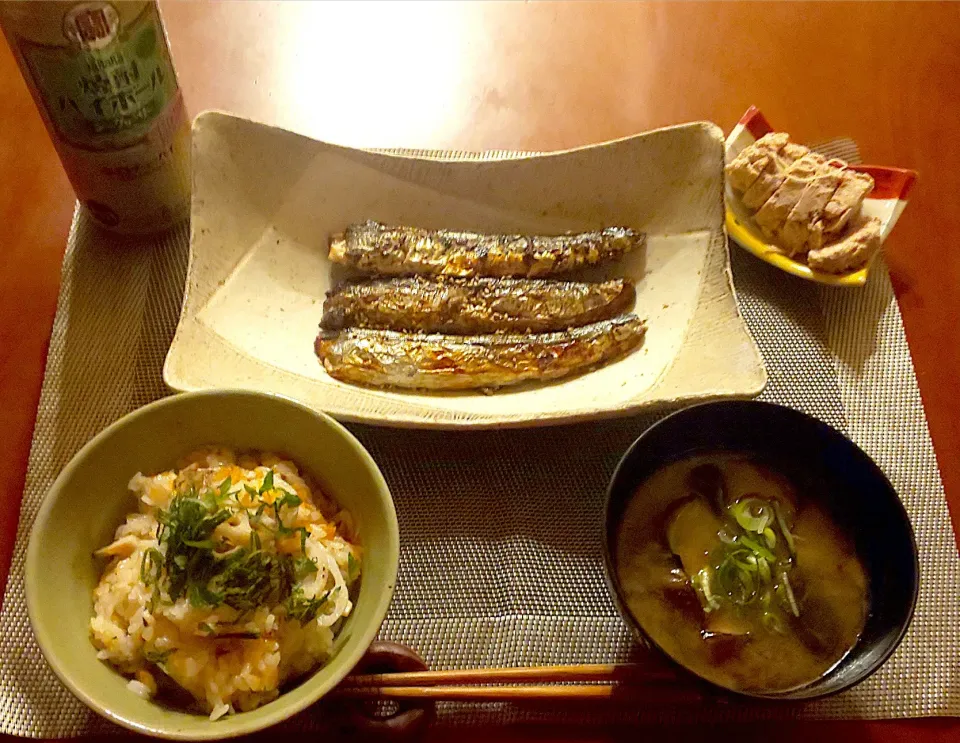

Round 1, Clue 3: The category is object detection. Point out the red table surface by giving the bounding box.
[1,3,958,741]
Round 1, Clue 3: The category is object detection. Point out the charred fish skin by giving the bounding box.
[328,220,646,278]
[320,276,637,334]
[314,315,646,391]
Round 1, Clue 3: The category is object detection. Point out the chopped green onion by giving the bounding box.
[780,571,800,617]
[692,567,721,612]
[715,551,758,605]
[773,501,797,556]
[739,535,775,562]
[717,526,738,545]
[761,610,785,634]
[757,556,772,585]
[731,498,773,533]
[762,527,777,550]
[736,566,757,597]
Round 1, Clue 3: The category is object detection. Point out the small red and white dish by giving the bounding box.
[725,106,916,287]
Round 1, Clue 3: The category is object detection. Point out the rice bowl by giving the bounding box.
[26,389,398,740]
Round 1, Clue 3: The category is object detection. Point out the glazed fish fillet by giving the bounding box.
[315,315,646,390]
[328,220,646,278]
[320,276,637,334]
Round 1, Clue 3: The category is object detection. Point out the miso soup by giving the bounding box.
[615,452,868,693]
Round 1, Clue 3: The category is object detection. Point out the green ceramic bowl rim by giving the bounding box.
[25,389,399,740]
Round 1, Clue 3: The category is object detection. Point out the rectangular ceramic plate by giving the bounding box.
[164,112,767,428]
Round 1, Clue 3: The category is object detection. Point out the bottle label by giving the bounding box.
[18,2,178,151]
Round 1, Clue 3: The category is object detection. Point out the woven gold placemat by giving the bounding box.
[0,140,958,736]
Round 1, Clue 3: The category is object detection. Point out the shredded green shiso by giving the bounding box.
[140,472,332,625]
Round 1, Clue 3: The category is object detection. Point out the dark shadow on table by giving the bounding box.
[730,244,887,379]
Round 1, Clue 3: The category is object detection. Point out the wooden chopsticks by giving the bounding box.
[335,663,699,703]
[337,684,620,701]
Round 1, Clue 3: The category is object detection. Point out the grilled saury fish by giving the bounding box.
[328,220,645,278]
[321,276,637,334]
[315,315,646,390]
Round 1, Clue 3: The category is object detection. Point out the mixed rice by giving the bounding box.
[90,447,361,720]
